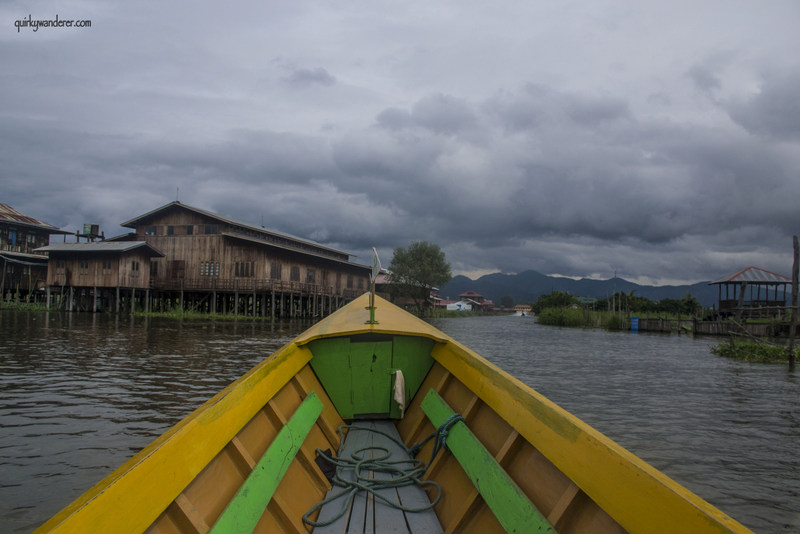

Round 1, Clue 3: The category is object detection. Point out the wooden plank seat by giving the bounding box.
[420,389,555,534]
[312,420,443,533]
[208,392,324,533]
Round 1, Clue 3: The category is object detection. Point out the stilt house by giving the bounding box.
[36,241,164,312]
[116,201,372,317]
[0,203,69,301]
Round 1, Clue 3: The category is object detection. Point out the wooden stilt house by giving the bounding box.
[36,241,165,312]
[0,203,70,302]
[116,201,372,317]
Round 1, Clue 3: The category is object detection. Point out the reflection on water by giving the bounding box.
[1,311,798,533]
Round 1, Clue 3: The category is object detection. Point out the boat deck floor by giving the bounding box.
[314,420,443,534]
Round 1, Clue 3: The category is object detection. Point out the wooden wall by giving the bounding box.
[132,209,370,295]
[46,251,153,289]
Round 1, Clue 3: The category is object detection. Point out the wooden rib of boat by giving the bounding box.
[36,293,752,534]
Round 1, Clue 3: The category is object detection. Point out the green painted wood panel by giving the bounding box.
[350,341,392,416]
[209,391,323,534]
[420,389,555,534]
[309,338,354,418]
[390,336,435,418]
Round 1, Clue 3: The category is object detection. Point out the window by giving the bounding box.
[235,262,254,277]
[150,262,158,276]
[358,278,365,290]
[56,260,65,273]
[204,225,218,235]
[102,259,112,273]
[79,259,89,274]
[186,225,193,235]
[270,262,282,280]
[347,276,354,289]
[290,266,300,282]
[145,226,157,236]
[306,269,316,284]
[200,261,219,276]
[166,226,174,236]
[130,261,140,275]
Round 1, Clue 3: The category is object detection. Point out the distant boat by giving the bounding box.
[36,293,752,533]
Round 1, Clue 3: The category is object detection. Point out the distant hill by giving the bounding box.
[439,270,719,307]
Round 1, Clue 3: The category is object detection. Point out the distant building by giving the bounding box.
[709,266,791,318]
[514,304,532,315]
[458,291,494,313]
[0,203,69,301]
[446,300,473,311]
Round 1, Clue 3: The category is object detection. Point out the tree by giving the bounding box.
[531,291,577,314]
[499,295,515,308]
[388,241,451,315]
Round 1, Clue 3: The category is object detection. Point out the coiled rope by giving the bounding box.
[302,415,465,528]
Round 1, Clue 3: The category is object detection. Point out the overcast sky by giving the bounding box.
[3,1,799,285]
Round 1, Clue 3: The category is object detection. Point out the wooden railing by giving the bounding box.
[150,277,364,298]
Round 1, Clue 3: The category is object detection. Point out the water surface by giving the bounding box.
[2,310,798,532]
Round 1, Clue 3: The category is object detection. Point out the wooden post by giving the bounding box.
[788,235,798,368]
[736,282,747,322]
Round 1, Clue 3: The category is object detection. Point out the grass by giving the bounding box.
[0,301,51,312]
[536,308,627,330]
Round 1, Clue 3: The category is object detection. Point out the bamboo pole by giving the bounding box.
[787,235,798,368]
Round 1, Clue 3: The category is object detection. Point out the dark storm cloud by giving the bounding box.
[2,1,798,284]
[726,71,800,140]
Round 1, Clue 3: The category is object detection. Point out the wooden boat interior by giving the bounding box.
[36,294,751,534]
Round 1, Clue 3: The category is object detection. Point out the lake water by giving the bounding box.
[1,310,798,533]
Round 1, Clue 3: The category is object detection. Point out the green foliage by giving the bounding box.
[388,241,451,315]
[711,340,798,363]
[605,314,624,331]
[499,295,515,308]
[537,307,629,330]
[536,308,585,327]
[531,291,577,314]
[0,301,51,312]
[593,291,703,316]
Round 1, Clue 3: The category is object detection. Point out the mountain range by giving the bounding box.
[439,270,719,307]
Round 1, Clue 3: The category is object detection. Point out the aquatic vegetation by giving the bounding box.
[711,340,798,363]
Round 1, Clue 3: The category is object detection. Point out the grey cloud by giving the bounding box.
[726,70,800,140]
[283,67,337,87]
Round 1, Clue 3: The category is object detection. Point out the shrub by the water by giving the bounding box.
[536,308,585,327]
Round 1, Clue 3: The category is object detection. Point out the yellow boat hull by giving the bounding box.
[36,294,752,533]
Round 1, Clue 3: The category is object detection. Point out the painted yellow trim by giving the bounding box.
[293,293,449,346]
[429,339,753,534]
[35,343,314,534]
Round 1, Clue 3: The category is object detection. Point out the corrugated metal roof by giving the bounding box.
[709,266,791,285]
[120,201,351,258]
[0,203,67,233]
[35,241,164,257]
